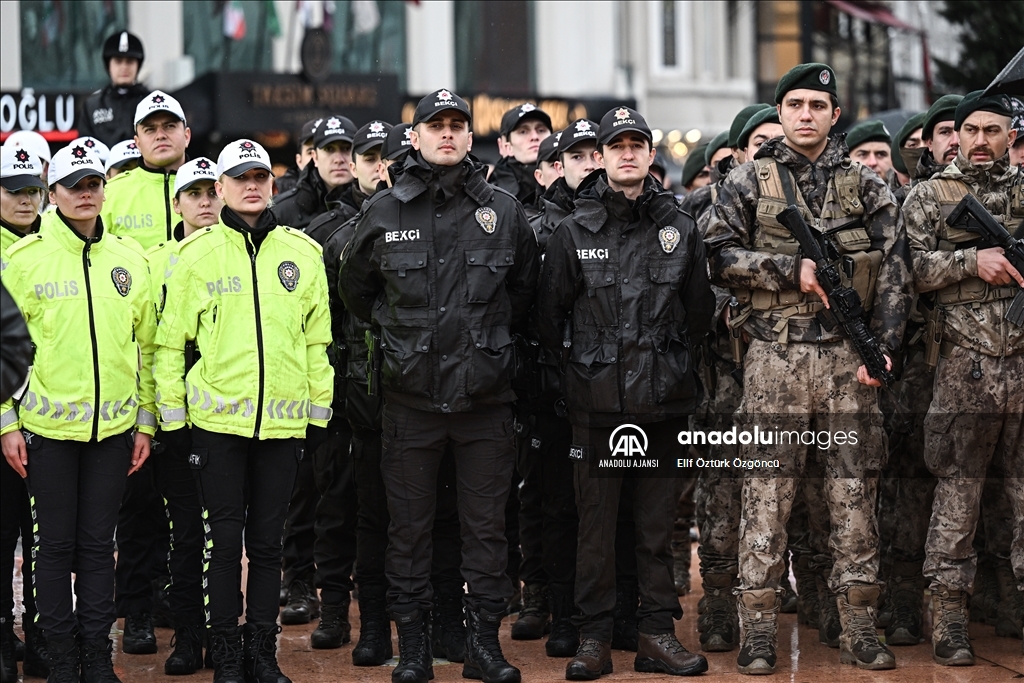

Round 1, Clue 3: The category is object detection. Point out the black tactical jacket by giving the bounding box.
[78,83,150,147]
[528,177,574,250]
[272,162,355,230]
[338,151,541,413]
[491,156,542,210]
[535,172,715,427]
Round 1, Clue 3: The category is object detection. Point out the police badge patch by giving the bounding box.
[475,207,497,234]
[278,261,300,292]
[658,226,680,253]
[111,267,132,296]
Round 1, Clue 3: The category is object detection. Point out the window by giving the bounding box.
[20,1,129,90]
[663,0,677,67]
[650,0,691,77]
[455,1,533,95]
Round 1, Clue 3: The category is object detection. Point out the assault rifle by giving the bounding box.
[946,193,1024,327]
[776,206,895,388]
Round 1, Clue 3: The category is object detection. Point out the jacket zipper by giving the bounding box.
[244,236,266,438]
[82,242,101,441]
[163,172,172,241]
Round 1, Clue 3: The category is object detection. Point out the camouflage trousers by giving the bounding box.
[922,346,1024,592]
[735,339,886,593]
[878,348,936,566]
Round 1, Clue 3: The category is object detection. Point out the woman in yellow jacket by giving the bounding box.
[0,143,156,683]
[153,139,332,683]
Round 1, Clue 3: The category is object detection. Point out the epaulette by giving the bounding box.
[281,226,324,254]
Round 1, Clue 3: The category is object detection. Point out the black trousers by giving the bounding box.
[380,401,516,611]
[190,427,300,630]
[311,421,357,604]
[25,430,133,640]
[152,430,205,625]
[572,421,683,642]
[281,454,318,587]
[1,458,35,625]
[517,411,578,589]
[114,456,167,616]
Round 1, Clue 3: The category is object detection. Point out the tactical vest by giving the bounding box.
[930,177,1023,308]
[732,157,883,343]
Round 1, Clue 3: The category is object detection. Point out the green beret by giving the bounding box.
[955,89,1014,130]
[845,120,891,152]
[681,144,710,187]
[891,112,925,175]
[704,130,730,166]
[921,94,962,140]
[728,103,772,148]
[737,107,781,150]
[775,63,838,104]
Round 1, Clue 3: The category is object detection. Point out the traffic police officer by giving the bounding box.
[105,140,141,179]
[0,143,157,683]
[535,106,714,680]
[78,31,150,147]
[704,63,911,674]
[145,157,224,676]
[338,88,539,683]
[0,145,48,680]
[154,139,333,683]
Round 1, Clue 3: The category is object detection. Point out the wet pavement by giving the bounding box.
[8,550,1023,681]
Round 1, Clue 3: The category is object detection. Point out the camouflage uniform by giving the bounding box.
[704,136,912,595]
[903,150,1024,593]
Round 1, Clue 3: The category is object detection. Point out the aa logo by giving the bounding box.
[608,424,648,458]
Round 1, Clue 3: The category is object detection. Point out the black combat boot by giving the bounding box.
[0,619,16,680]
[121,611,157,654]
[430,584,466,662]
[698,573,739,652]
[391,607,432,683]
[351,587,392,665]
[884,561,925,645]
[208,626,245,683]
[280,579,319,626]
[311,596,351,649]
[164,623,205,675]
[79,637,121,683]
[510,583,550,640]
[243,623,290,683]
[544,584,579,658]
[610,581,639,652]
[462,603,520,683]
[22,621,49,678]
[816,576,841,648]
[43,635,78,683]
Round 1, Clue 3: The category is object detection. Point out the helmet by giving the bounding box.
[102,31,144,67]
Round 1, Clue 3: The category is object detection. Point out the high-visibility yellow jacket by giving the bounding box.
[0,211,157,440]
[153,218,333,439]
[102,164,177,251]
[1,221,33,255]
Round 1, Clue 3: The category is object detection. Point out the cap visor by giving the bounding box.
[504,111,552,137]
[417,106,472,126]
[317,133,354,148]
[559,137,597,153]
[174,178,215,195]
[384,147,411,161]
[223,161,274,178]
[353,140,385,156]
[135,108,186,127]
[599,126,653,145]
[57,168,105,188]
[1,174,47,192]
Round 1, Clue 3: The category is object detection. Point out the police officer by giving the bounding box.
[680,145,711,194]
[678,131,730,219]
[704,63,912,674]
[105,140,141,179]
[273,115,359,230]
[154,139,333,683]
[490,103,552,210]
[275,120,318,195]
[903,91,1024,665]
[101,90,191,655]
[0,143,157,683]
[0,145,48,680]
[534,106,713,680]
[102,91,191,250]
[915,95,963,181]
[338,88,539,683]
[845,120,893,180]
[78,31,150,147]
[145,158,224,675]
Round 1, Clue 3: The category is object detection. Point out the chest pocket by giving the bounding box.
[647,258,686,322]
[465,248,514,303]
[380,251,429,308]
[579,264,619,326]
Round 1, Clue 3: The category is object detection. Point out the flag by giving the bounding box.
[266,1,282,38]
[223,1,247,40]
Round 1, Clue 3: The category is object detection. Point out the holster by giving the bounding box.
[920,297,943,368]
[366,330,383,397]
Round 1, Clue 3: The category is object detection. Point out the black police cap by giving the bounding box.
[103,31,144,65]
[298,119,318,147]
[597,107,652,146]
[412,89,472,127]
[499,103,553,138]
[313,115,357,149]
[560,119,598,154]
[382,123,414,161]
[353,120,393,155]
[536,131,562,164]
